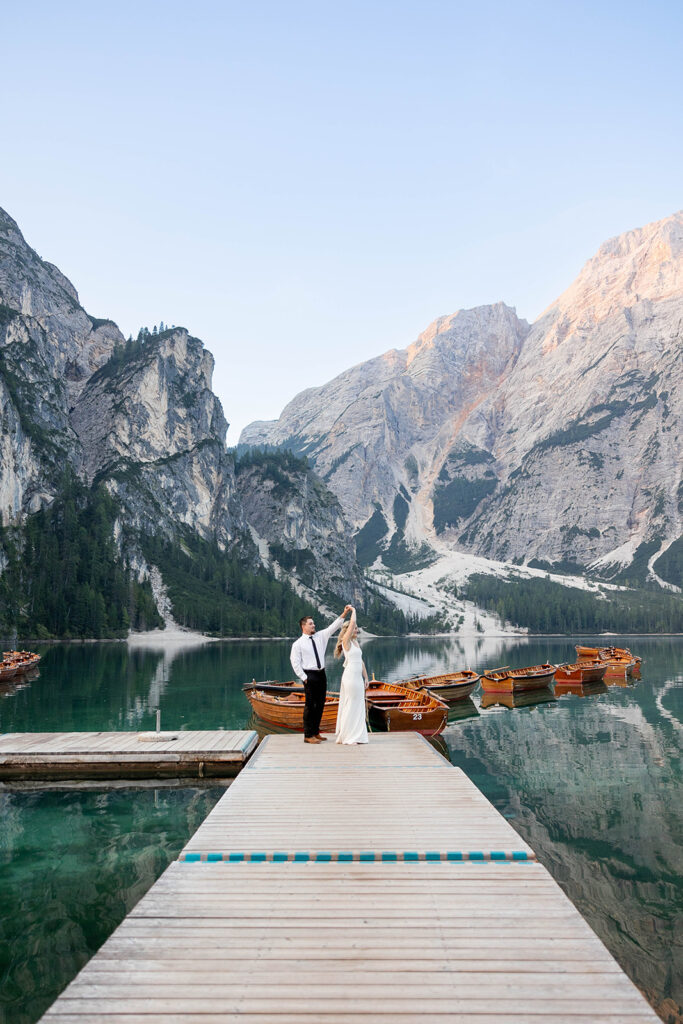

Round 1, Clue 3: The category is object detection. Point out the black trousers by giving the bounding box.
[303,668,327,737]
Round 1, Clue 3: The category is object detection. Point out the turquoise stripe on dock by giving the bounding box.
[179,849,537,862]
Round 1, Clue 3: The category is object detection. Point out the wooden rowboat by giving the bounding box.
[575,644,601,659]
[242,678,304,696]
[480,664,556,694]
[0,650,40,681]
[576,643,640,661]
[400,669,480,704]
[597,650,636,679]
[365,681,448,736]
[576,644,640,676]
[554,661,607,684]
[245,688,339,732]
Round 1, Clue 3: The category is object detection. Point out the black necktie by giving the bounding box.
[310,635,322,669]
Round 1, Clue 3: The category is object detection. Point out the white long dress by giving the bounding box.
[335,642,369,744]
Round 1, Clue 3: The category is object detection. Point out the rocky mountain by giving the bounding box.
[2,204,680,638]
[241,212,683,590]
[461,213,683,575]
[0,208,241,548]
[0,209,122,517]
[243,303,528,541]
[0,208,372,636]
[234,449,365,606]
[70,328,242,547]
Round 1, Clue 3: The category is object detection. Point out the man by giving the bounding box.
[291,606,352,743]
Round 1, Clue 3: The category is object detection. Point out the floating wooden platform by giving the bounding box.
[0,730,258,779]
[40,733,659,1022]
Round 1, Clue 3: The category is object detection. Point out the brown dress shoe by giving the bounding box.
[304,736,321,744]
[316,734,328,741]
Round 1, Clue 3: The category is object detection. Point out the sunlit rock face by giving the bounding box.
[464,212,683,567]
[241,212,683,576]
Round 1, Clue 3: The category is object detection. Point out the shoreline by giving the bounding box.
[4,630,683,645]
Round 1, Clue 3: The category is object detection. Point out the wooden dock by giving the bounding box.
[40,733,659,1022]
[0,730,258,779]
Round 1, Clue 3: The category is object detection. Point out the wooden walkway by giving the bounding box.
[40,734,659,1022]
[0,730,258,779]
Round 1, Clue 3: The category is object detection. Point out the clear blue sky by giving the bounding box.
[2,0,682,440]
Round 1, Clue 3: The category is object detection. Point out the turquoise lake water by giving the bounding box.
[0,635,681,1023]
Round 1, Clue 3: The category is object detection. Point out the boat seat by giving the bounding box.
[372,701,427,709]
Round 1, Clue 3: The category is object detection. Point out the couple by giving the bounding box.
[290,605,369,745]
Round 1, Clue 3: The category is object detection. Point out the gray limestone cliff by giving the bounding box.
[241,212,683,584]
[0,209,122,519]
[459,213,683,574]
[70,328,242,546]
[242,302,529,564]
[0,208,243,554]
[234,451,365,604]
[0,207,362,619]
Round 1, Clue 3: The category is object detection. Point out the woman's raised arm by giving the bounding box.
[341,606,357,652]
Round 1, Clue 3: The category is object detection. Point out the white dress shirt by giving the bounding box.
[290,616,345,682]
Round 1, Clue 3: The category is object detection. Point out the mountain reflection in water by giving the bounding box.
[0,635,680,1024]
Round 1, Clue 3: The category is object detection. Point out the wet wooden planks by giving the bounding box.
[0,730,258,779]
[39,733,660,1021]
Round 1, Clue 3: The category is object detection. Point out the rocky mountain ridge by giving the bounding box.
[0,208,366,633]
[241,211,683,591]
[2,204,680,637]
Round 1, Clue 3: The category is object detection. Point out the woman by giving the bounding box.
[334,605,369,744]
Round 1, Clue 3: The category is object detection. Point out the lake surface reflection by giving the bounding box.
[0,634,681,1023]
